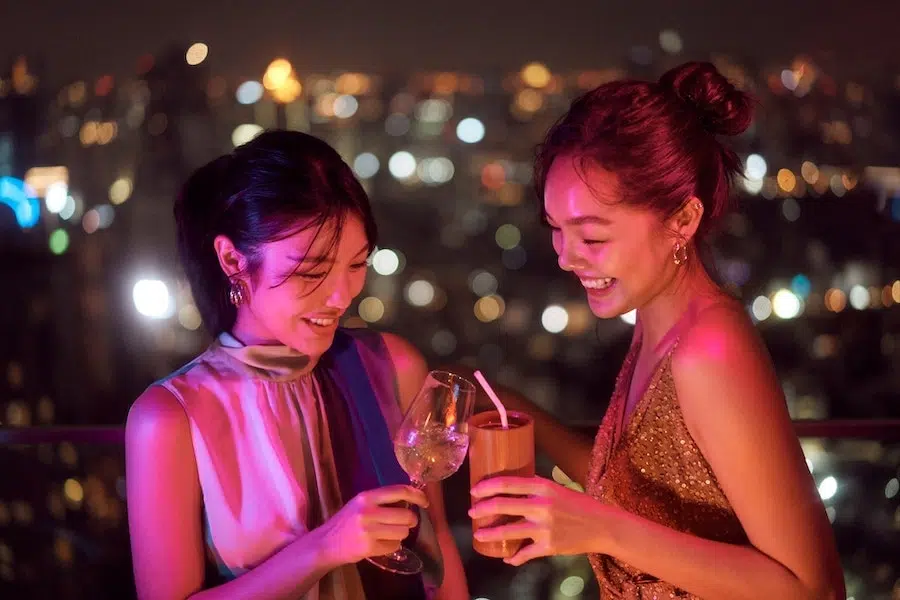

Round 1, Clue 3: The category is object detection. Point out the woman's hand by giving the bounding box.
[316,485,428,567]
[469,476,610,566]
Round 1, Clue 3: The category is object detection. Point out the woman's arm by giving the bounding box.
[598,307,844,599]
[443,364,595,487]
[127,387,424,600]
[381,333,470,600]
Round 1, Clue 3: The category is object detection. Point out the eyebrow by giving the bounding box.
[546,215,613,227]
[287,244,369,265]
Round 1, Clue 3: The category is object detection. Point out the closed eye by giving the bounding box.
[296,271,327,281]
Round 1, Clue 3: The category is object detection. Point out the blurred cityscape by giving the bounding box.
[1,34,899,600]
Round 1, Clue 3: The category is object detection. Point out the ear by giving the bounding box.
[213,235,248,278]
[666,197,704,243]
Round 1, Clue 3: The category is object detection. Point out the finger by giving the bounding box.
[369,540,403,557]
[503,542,547,567]
[470,476,550,499]
[473,521,539,544]
[362,485,429,508]
[366,506,419,527]
[369,524,414,542]
[468,496,550,521]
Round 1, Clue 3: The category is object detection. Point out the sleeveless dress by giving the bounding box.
[152,327,439,600]
[585,333,749,599]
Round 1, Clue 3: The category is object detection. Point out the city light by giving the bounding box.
[358,296,384,322]
[468,270,498,297]
[405,280,435,307]
[185,43,209,66]
[456,117,485,143]
[744,154,767,180]
[25,166,69,198]
[848,285,870,310]
[232,124,264,148]
[352,153,380,179]
[541,305,569,333]
[521,62,551,88]
[388,151,416,179]
[58,195,77,220]
[108,177,133,205]
[45,181,69,213]
[263,59,293,90]
[418,157,454,185]
[371,248,400,276]
[132,279,175,319]
[658,30,683,54]
[474,295,505,322]
[751,296,773,321]
[771,289,802,319]
[333,95,359,119]
[48,229,69,255]
[559,575,585,597]
[0,176,40,229]
[818,476,838,500]
[494,224,521,249]
[236,80,264,105]
[264,59,301,104]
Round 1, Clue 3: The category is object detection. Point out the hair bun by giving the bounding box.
[658,61,753,136]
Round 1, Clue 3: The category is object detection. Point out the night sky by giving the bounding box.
[4,0,899,83]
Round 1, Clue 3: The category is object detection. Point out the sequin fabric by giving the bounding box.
[585,337,749,599]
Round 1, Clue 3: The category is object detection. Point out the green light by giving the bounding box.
[49,228,70,255]
[495,224,521,250]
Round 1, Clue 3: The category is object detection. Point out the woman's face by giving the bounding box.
[233,214,370,356]
[543,157,685,319]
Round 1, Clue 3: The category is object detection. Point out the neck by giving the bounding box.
[230,308,278,346]
[228,309,326,371]
[637,256,720,353]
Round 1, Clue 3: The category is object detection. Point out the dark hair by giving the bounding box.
[174,130,378,335]
[534,61,754,240]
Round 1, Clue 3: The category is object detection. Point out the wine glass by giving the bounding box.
[366,370,476,574]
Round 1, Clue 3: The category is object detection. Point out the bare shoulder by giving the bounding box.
[670,298,785,448]
[377,332,428,411]
[673,298,766,371]
[126,385,192,446]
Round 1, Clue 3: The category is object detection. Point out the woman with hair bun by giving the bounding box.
[467,62,845,599]
[125,131,468,600]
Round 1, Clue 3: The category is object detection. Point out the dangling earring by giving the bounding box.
[672,241,689,266]
[228,279,246,307]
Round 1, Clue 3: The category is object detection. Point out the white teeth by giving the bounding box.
[307,318,336,326]
[580,278,614,290]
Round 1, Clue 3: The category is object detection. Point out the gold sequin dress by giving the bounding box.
[585,335,749,599]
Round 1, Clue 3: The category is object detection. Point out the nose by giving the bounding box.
[324,272,353,311]
[556,238,585,272]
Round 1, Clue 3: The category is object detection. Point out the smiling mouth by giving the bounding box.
[303,317,338,328]
[580,277,616,290]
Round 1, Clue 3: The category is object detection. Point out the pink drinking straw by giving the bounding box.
[473,370,509,429]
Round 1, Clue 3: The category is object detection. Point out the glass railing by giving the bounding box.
[1,420,898,600]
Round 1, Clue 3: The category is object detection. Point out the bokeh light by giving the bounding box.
[132,279,174,319]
